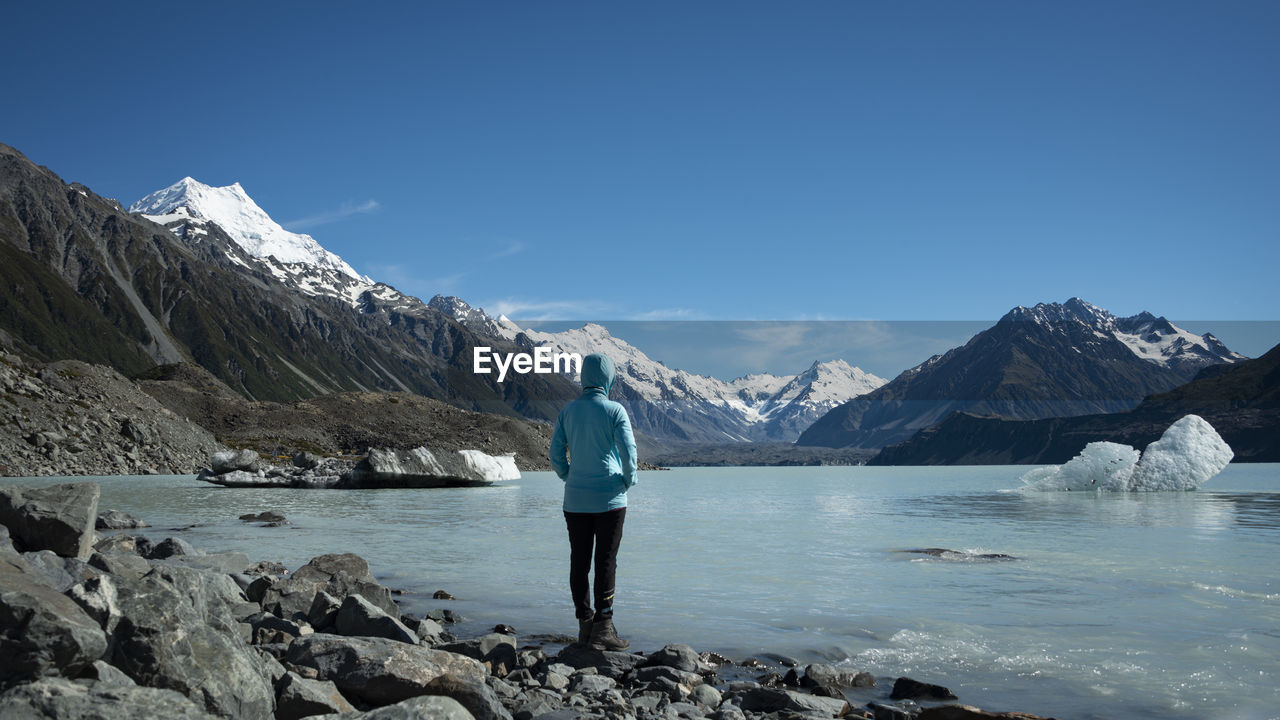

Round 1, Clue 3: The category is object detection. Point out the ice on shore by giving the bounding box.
[1020,415,1233,492]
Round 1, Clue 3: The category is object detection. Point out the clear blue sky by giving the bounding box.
[3,2,1278,368]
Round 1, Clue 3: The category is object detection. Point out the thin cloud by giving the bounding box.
[487,241,526,261]
[484,297,614,321]
[627,308,701,321]
[284,199,381,230]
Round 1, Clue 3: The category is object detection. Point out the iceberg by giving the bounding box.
[1020,414,1233,492]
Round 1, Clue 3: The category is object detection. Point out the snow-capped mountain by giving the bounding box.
[131,178,441,314]
[434,298,887,442]
[798,297,1246,450]
[1005,298,1245,371]
[131,177,369,282]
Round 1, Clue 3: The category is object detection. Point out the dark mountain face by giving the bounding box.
[796,300,1243,450]
[0,143,576,421]
[869,342,1280,464]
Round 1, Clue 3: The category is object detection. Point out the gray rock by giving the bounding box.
[641,675,691,702]
[244,611,310,645]
[0,677,214,719]
[423,674,513,720]
[88,551,151,579]
[308,589,342,630]
[569,673,616,695]
[211,448,262,473]
[689,684,722,709]
[96,509,149,529]
[263,553,398,622]
[555,643,646,679]
[199,470,288,488]
[415,616,447,645]
[106,568,274,719]
[276,671,356,720]
[94,533,143,555]
[734,687,850,717]
[916,704,1053,719]
[284,632,485,706]
[803,663,875,689]
[148,536,200,559]
[542,670,569,691]
[335,593,418,644]
[513,690,565,720]
[153,551,252,575]
[83,658,137,686]
[633,665,703,687]
[709,702,746,720]
[0,561,108,690]
[437,632,516,660]
[645,644,707,674]
[18,550,79,592]
[890,676,957,701]
[355,695,478,720]
[0,482,100,559]
[667,701,706,719]
[67,574,122,638]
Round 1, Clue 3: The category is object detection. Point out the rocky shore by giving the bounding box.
[1,481,1055,720]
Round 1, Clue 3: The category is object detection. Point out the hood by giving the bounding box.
[580,353,615,395]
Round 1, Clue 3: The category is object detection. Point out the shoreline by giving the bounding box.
[0,479,1059,720]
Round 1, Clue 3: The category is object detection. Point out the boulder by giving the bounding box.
[275,671,356,720]
[350,447,520,487]
[308,590,342,630]
[97,510,149,529]
[891,676,957,701]
[555,644,646,679]
[645,644,709,674]
[0,562,108,690]
[354,695,477,720]
[148,537,200,560]
[0,482,100,559]
[734,687,850,717]
[284,633,485,706]
[263,553,398,621]
[423,674,514,720]
[690,683,723,709]
[82,658,137,686]
[18,550,81,593]
[88,551,151,580]
[335,593,418,644]
[0,677,214,719]
[438,633,516,660]
[803,663,875,689]
[106,568,274,718]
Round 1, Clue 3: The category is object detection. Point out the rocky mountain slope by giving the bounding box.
[870,341,1280,465]
[798,298,1245,450]
[436,298,889,443]
[0,144,577,423]
[0,352,224,477]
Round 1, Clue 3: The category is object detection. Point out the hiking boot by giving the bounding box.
[577,617,593,646]
[587,616,629,651]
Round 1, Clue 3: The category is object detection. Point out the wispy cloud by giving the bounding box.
[283,199,381,231]
[487,241,526,261]
[484,297,614,321]
[627,308,701,321]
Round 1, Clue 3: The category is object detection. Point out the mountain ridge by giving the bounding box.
[797,297,1245,450]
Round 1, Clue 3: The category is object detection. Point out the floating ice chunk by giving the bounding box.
[1020,414,1233,492]
[1127,414,1233,491]
[1020,441,1140,491]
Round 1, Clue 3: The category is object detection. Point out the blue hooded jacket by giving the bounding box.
[550,353,638,513]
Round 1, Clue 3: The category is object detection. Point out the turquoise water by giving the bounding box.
[5,465,1279,719]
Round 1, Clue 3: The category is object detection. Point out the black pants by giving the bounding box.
[564,507,626,621]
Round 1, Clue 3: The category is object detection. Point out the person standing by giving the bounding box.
[549,352,638,651]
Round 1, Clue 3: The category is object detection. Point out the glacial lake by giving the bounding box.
[5,464,1279,720]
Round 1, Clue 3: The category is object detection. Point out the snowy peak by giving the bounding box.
[131,177,368,282]
[1000,298,1244,370]
[427,296,523,341]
